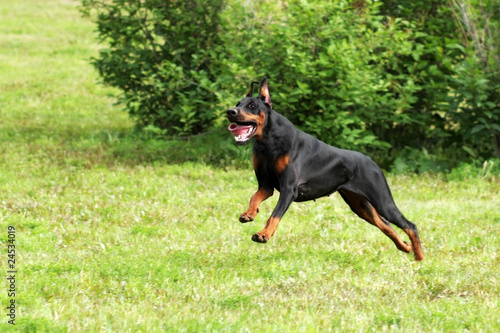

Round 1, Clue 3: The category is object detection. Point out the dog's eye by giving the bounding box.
[249,103,256,109]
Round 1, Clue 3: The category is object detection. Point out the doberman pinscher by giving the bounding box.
[227,77,424,261]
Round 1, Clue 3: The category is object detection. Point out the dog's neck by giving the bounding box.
[253,111,295,154]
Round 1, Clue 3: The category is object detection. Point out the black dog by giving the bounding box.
[227,77,424,261]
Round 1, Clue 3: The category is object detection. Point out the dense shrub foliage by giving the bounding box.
[81,0,500,169]
[448,0,500,160]
[81,0,224,136]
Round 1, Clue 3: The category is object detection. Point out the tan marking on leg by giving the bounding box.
[368,205,412,253]
[403,228,424,261]
[240,188,273,222]
[339,190,375,225]
[340,190,411,254]
[252,217,281,243]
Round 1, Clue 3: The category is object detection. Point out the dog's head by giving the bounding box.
[227,77,272,145]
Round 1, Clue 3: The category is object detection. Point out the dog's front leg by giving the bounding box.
[252,186,297,243]
[239,187,273,223]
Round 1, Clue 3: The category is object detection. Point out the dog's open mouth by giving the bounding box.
[228,122,257,144]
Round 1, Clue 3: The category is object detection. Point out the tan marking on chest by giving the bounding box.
[275,154,290,174]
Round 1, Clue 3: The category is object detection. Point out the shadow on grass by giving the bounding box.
[4,122,499,175]
[105,129,253,169]
[3,123,253,169]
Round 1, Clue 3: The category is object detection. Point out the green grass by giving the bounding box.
[1,1,500,332]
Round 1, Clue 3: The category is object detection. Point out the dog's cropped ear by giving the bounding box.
[259,77,272,108]
[246,81,260,98]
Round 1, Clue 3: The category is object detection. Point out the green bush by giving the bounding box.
[448,0,500,159]
[81,0,224,136]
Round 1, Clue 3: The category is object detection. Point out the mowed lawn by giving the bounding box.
[1,1,500,332]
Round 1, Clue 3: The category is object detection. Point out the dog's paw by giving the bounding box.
[252,233,268,243]
[239,213,254,223]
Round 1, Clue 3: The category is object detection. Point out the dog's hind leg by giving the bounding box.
[401,223,424,261]
[365,191,424,262]
[338,190,423,259]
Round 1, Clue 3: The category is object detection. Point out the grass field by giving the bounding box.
[1,1,500,332]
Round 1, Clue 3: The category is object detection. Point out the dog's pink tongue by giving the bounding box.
[228,123,252,136]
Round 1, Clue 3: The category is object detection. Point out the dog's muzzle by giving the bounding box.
[227,109,257,145]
